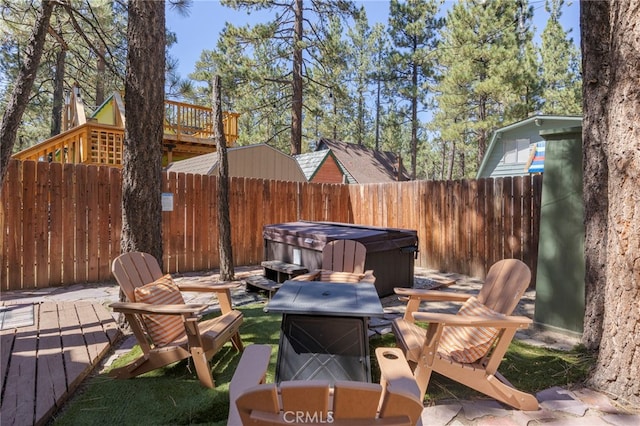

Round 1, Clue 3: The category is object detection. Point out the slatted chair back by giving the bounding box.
[476,258,531,314]
[235,380,422,426]
[229,345,422,426]
[112,252,164,302]
[322,239,367,274]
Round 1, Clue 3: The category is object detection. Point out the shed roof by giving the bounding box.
[315,139,406,183]
[166,143,306,181]
[166,151,217,175]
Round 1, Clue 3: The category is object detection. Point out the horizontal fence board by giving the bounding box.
[2,160,542,290]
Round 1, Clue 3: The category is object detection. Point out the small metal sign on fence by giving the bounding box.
[161,193,174,211]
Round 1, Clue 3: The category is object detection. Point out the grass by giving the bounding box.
[51,302,593,425]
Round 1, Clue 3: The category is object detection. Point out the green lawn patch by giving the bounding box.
[369,334,593,405]
[52,303,593,425]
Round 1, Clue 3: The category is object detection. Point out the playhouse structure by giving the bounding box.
[12,87,239,167]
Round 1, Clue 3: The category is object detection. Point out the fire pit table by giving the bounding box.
[264,280,384,384]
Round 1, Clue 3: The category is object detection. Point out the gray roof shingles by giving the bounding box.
[316,139,406,183]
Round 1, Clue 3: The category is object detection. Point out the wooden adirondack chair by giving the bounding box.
[293,239,376,284]
[228,344,423,426]
[390,259,538,410]
[109,252,244,388]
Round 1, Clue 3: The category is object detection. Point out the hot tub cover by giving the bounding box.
[263,221,418,253]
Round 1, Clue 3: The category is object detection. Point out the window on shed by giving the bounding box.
[503,139,530,164]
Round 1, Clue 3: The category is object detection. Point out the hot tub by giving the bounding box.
[263,221,418,296]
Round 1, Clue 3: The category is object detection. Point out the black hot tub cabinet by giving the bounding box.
[263,221,418,296]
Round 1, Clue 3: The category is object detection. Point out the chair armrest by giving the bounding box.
[361,270,376,284]
[228,344,272,426]
[176,281,241,292]
[394,287,473,302]
[110,301,207,316]
[412,311,533,328]
[175,282,237,315]
[291,270,321,281]
[375,347,421,400]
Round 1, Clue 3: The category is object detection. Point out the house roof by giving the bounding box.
[315,139,406,183]
[294,149,355,183]
[295,150,330,181]
[476,115,582,178]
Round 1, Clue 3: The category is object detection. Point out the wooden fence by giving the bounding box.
[347,178,542,280]
[1,160,541,291]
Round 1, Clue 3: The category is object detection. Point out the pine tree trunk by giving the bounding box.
[477,96,487,166]
[96,45,106,106]
[375,79,381,151]
[583,0,640,407]
[0,0,54,186]
[357,94,364,145]
[447,141,455,181]
[580,0,609,351]
[410,61,418,180]
[213,75,234,281]
[120,0,165,267]
[290,0,303,155]
[51,49,66,136]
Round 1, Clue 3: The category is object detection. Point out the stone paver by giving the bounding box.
[1,265,636,425]
[461,400,511,421]
[602,413,640,426]
[420,403,462,426]
[538,387,590,416]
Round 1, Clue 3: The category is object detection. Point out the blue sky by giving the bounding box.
[166,0,580,81]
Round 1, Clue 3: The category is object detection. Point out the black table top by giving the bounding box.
[264,280,385,317]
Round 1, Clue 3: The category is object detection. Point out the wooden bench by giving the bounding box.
[261,260,308,283]
[244,275,282,298]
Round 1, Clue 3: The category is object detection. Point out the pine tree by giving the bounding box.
[387,0,443,180]
[540,0,582,115]
[1,0,127,147]
[120,0,165,264]
[582,0,640,406]
[345,7,374,147]
[219,0,356,154]
[306,16,352,143]
[0,0,54,185]
[432,0,536,176]
[368,23,392,152]
[188,23,293,151]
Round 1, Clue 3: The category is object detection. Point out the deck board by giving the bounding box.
[0,327,14,393]
[2,304,39,425]
[35,303,67,424]
[76,302,111,361]
[0,301,121,426]
[58,302,92,391]
[91,301,121,343]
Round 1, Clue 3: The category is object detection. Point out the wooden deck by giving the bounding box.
[0,301,121,426]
